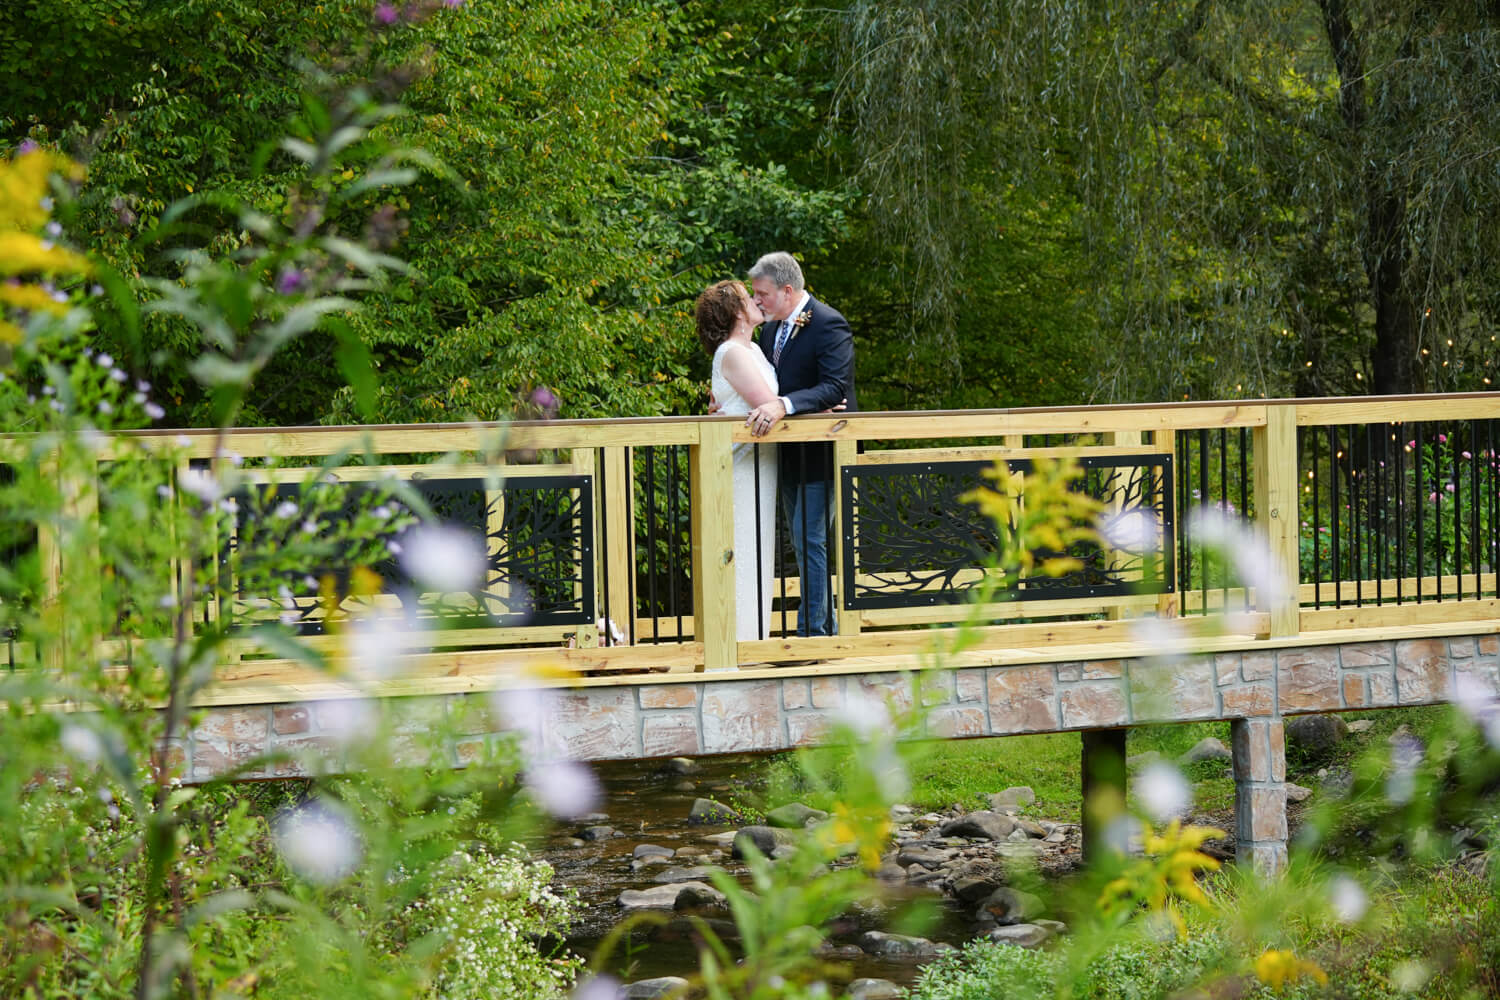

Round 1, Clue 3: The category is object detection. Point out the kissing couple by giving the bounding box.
[693,251,856,650]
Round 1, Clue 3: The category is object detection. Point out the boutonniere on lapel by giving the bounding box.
[784,308,812,346]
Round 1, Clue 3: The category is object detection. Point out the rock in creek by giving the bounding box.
[661,757,700,775]
[846,979,904,1000]
[896,844,952,869]
[1286,782,1313,803]
[988,923,1051,948]
[618,881,725,911]
[630,855,675,873]
[579,825,617,841]
[940,811,1017,841]
[731,825,797,859]
[651,866,719,884]
[633,844,675,859]
[624,977,690,1000]
[764,802,829,828]
[859,931,954,959]
[951,873,1004,902]
[701,830,739,847]
[987,786,1035,813]
[688,798,739,824]
[980,887,1045,925]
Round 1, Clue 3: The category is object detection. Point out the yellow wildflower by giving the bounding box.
[0,281,70,315]
[1254,949,1328,992]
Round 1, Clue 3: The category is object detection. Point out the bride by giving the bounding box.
[694,280,779,642]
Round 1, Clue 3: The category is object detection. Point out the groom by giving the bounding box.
[745,252,857,637]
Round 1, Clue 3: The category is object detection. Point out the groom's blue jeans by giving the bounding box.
[782,475,834,636]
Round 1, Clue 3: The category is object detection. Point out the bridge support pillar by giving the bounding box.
[1080,727,1127,865]
[1231,717,1288,874]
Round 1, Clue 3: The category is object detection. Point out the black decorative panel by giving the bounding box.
[231,474,594,633]
[840,455,1175,610]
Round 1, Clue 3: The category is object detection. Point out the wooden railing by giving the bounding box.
[5,392,1499,691]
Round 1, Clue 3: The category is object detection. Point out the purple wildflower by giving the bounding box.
[276,267,305,295]
[17,139,38,154]
[374,2,399,23]
[530,385,560,417]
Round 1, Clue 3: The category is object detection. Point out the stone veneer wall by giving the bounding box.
[174,634,1499,784]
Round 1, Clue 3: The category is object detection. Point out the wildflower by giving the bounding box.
[144,402,165,420]
[60,724,105,765]
[273,800,363,884]
[374,2,399,23]
[275,267,305,295]
[96,353,113,368]
[490,685,557,760]
[109,367,127,382]
[318,698,378,746]
[399,523,487,592]
[1254,949,1328,992]
[524,760,602,819]
[831,688,891,740]
[1328,874,1368,922]
[273,500,298,519]
[178,467,223,503]
[1135,761,1191,822]
[346,612,421,679]
[1100,509,1157,552]
[529,385,560,418]
[571,976,625,1000]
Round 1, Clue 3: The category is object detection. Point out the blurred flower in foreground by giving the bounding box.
[1099,509,1158,552]
[399,523,487,592]
[1386,731,1424,804]
[490,684,558,760]
[317,698,378,748]
[524,759,602,819]
[1254,949,1328,992]
[59,723,105,765]
[1451,672,1500,748]
[273,799,363,884]
[346,610,423,679]
[1328,873,1369,923]
[1187,507,1288,608]
[1135,761,1191,823]
[571,975,624,1000]
[831,688,891,740]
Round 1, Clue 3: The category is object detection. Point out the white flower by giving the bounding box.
[144,402,165,420]
[1099,509,1158,552]
[1451,672,1500,748]
[1328,874,1368,922]
[96,353,114,368]
[1135,761,1192,823]
[490,686,557,760]
[317,698,378,747]
[346,612,423,679]
[1187,507,1288,608]
[571,975,625,1000]
[524,760,602,819]
[273,799,363,884]
[831,688,891,740]
[178,467,223,503]
[60,724,105,764]
[273,500,298,519]
[301,519,319,535]
[399,523,487,592]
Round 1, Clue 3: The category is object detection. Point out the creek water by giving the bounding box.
[534,753,976,988]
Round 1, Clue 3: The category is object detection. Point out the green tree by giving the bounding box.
[835,0,1500,402]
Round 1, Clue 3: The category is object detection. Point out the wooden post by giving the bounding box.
[1081,727,1128,865]
[1106,431,1141,622]
[833,438,860,637]
[1252,404,1300,637]
[691,421,736,671]
[599,446,634,644]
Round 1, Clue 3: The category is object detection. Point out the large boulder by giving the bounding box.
[688,798,740,825]
[765,802,829,828]
[625,978,689,1000]
[859,931,952,959]
[846,980,903,1000]
[987,787,1036,813]
[1285,714,1349,755]
[619,881,721,911]
[731,825,797,859]
[989,923,1051,948]
[979,887,1045,925]
[1179,737,1233,764]
[940,811,1018,841]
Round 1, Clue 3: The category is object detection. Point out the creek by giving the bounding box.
[531,753,1076,990]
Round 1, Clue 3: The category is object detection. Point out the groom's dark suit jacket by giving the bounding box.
[758,295,857,483]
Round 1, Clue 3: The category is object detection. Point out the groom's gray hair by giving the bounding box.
[748,252,805,291]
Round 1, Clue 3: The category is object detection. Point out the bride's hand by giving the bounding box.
[707,390,722,415]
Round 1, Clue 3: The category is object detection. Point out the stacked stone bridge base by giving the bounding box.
[179,631,1499,872]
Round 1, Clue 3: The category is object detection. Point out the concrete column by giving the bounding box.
[1081,727,1128,864]
[1231,716,1287,873]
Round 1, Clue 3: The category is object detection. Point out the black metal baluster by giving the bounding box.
[1239,428,1250,611]
[1312,428,1322,609]
[645,447,659,642]
[1374,424,1386,607]
[1198,428,1209,611]
[753,442,764,640]
[597,448,611,639]
[669,446,683,641]
[1350,424,1364,607]
[1219,428,1229,611]
[1178,431,1191,614]
[1331,426,1342,609]
[1452,427,1463,600]
[1469,425,1480,601]
[1416,425,1426,603]
[1396,424,1407,604]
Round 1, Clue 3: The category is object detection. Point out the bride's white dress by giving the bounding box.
[711,341,779,641]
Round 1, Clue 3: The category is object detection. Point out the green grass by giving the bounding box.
[761,707,1456,827]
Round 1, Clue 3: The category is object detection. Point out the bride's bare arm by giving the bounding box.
[720,345,779,409]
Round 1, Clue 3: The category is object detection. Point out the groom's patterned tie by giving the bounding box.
[772,320,790,365]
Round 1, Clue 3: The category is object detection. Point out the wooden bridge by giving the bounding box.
[11,392,1500,870]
